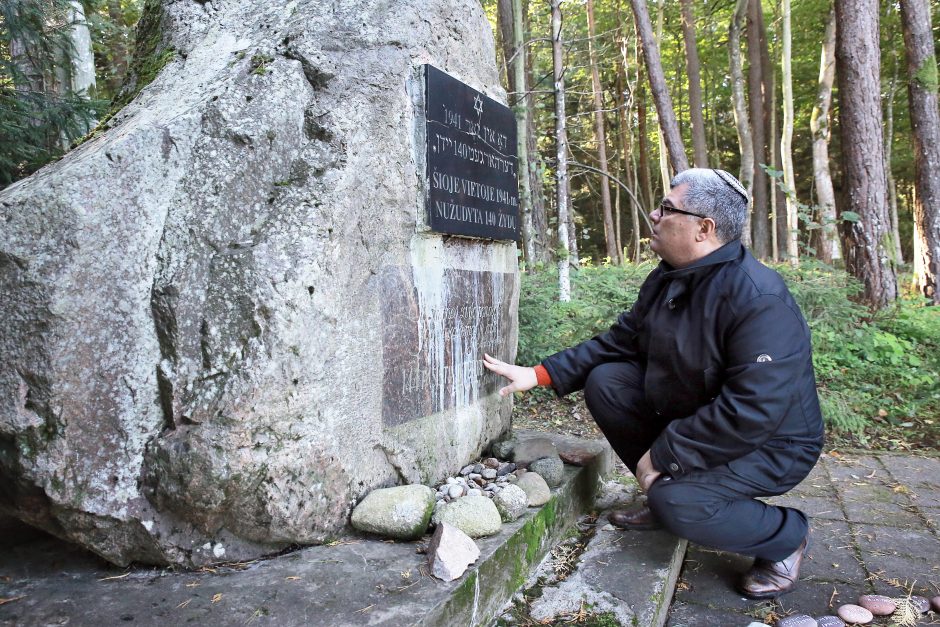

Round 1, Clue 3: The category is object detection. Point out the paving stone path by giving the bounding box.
[667,451,940,626]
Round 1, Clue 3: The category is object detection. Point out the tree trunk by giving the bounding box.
[618,35,643,261]
[524,1,550,266]
[781,0,798,266]
[629,0,689,174]
[883,7,904,265]
[107,0,129,96]
[729,0,754,248]
[761,2,786,260]
[746,0,770,258]
[637,65,655,209]
[497,0,537,269]
[811,9,839,264]
[900,0,940,303]
[551,0,571,301]
[586,0,618,263]
[680,0,708,167]
[835,0,898,308]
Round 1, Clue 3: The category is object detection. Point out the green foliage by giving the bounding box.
[0,0,104,185]
[517,262,653,366]
[519,262,940,438]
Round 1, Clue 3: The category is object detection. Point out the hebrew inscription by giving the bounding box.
[424,64,520,241]
[381,266,515,427]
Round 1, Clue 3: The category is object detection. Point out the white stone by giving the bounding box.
[431,495,502,538]
[427,522,479,581]
[493,484,528,522]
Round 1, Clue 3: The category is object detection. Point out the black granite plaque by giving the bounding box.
[381,265,516,427]
[424,65,520,241]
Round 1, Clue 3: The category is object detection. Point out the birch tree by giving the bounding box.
[780,0,798,266]
[810,9,839,263]
[551,0,571,301]
[728,0,753,248]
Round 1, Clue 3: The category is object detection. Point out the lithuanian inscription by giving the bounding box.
[424,65,520,240]
[382,265,516,427]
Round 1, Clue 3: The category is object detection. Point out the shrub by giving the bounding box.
[518,261,940,437]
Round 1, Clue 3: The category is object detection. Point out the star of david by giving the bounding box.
[473,94,483,116]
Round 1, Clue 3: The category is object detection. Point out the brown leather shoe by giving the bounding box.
[737,538,808,600]
[607,505,662,530]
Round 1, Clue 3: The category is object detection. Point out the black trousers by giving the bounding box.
[583,361,817,561]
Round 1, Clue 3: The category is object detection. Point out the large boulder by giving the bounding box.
[0,0,517,566]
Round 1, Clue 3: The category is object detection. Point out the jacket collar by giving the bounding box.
[658,240,743,304]
[659,239,743,278]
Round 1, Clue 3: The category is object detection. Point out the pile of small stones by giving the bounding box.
[770,592,940,627]
[433,457,523,507]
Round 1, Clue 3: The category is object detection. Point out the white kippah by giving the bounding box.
[713,169,749,203]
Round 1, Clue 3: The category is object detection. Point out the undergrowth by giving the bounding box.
[518,262,940,446]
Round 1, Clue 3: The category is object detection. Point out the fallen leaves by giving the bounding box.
[211,593,223,604]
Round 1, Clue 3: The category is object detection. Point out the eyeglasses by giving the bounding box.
[657,201,707,219]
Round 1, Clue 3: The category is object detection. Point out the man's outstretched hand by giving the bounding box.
[482,353,538,397]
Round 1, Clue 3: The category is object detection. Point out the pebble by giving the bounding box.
[447,485,464,499]
[857,594,895,616]
[815,617,844,627]
[511,437,558,466]
[466,488,482,497]
[497,462,513,476]
[528,456,564,487]
[776,615,816,627]
[515,472,551,506]
[911,595,930,613]
[459,465,474,476]
[932,596,940,612]
[473,463,484,474]
[493,484,528,522]
[427,522,479,581]
[482,468,498,480]
[432,495,502,538]
[836,604,872,625]
[491,438,516,459]
[746,622,770,627]
[468,473,482,481]
[446,477,457,485]
[483,457,499,468]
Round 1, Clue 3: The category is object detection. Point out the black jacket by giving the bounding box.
[542,240,824,479]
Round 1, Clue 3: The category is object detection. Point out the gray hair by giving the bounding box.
[669,168,749,243]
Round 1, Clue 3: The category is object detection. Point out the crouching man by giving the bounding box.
[484,168,824,599]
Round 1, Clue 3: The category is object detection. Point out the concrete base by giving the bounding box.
[0,434,620,627]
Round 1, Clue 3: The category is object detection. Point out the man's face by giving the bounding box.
[649,183,706,268]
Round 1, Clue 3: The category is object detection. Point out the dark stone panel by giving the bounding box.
[424,64,519,241]
[381,266,514,427]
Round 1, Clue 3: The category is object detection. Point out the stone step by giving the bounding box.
[0,433,687,627]
[494,474,688,627]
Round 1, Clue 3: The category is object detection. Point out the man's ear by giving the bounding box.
[697,217,717,241]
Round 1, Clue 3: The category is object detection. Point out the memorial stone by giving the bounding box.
[0,0,517,566]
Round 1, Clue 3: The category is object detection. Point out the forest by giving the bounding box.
[1,0,938,442]
[477,0,939,312]
[2,0,938,309]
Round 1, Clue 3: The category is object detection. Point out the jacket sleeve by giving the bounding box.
[650,293,811,477]
[540,273,657,397]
